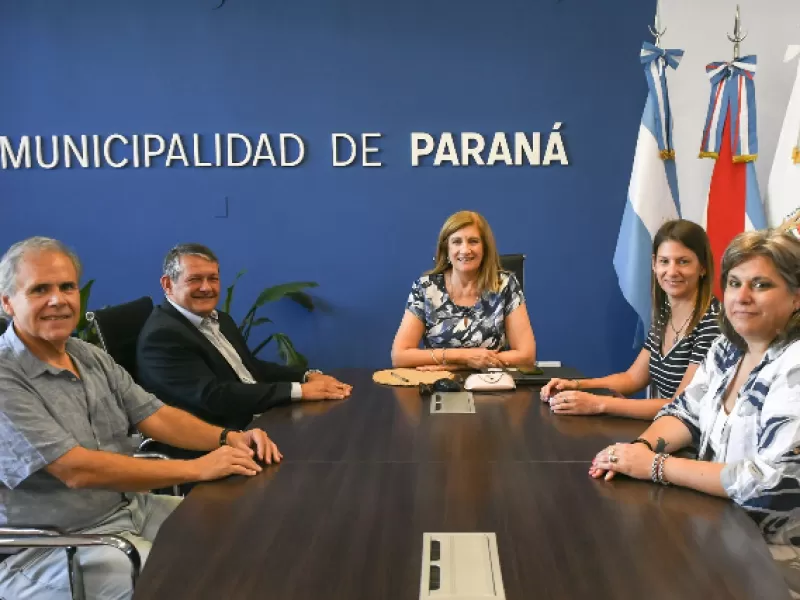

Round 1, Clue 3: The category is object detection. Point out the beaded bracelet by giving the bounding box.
[631,438,654,451]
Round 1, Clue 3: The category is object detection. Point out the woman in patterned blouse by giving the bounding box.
[542,220,720,419]
[391,211,536,370]
[590,229,800,595]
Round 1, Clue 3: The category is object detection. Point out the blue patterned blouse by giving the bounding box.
[405,272,525,350]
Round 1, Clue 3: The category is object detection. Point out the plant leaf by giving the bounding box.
[285,291,315,311]
[251,282,318,309]
[224,270,246,315]
[243,314,272,342]
[250,333,276,357]
[273,332,309,370]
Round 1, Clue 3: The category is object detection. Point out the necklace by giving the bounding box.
[668,312,692,348]
[445,274,479,326]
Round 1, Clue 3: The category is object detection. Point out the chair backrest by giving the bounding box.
[500,253,525,292]
[88,296,154,381]
[0,319,7,336]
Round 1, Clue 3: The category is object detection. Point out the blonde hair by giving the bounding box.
[427,211,502,293]
[719,229,800,350]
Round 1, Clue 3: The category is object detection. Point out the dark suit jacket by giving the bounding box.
[136,301,306,430]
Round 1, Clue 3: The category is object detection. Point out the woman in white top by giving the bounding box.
[590,229,800,595]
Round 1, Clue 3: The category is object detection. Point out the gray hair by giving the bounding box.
[719,229,800,350]
[0,237,82,318]
[162,243,219,281]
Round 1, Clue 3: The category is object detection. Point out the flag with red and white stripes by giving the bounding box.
[700,55,766,298]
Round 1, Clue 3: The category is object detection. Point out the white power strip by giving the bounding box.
[536,360,562,367]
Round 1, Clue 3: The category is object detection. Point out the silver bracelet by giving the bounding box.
[651,453,671,486]
[657,454,671,486]
[650,454,661,483]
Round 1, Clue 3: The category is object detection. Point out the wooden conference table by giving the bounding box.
[134,369,789,600]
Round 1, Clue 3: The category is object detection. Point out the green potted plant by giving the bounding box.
[223,271,317,369]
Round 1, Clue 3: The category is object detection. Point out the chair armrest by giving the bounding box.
[133,451,171,461]
[137,437,157,452]
[132,452,182,497]
[0,526,141,591]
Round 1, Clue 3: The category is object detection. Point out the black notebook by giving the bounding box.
[511,366,584,386]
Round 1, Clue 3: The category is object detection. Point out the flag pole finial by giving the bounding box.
[727,4,747,60]
[648,0,666,48]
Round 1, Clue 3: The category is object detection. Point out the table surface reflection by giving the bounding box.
[134,369,789,600]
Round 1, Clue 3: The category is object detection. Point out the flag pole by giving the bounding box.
[613,3,683,346]
[727,5,747,61]
[648,0,665,49]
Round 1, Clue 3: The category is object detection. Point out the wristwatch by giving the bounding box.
[219,428,241,447]
[303,369,323,382]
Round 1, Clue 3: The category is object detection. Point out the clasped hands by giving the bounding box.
[300,373,353,401]
[417,348,507,371]
[541,378,605,415]
[589,442,655,482]
[194,429,282,481]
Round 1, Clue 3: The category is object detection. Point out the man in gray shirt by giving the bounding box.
[0,237,283,600]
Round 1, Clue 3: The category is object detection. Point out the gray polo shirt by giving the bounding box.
[0,324,163,532]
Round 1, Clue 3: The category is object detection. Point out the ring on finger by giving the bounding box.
[609,455,619,463]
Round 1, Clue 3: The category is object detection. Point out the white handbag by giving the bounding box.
[463,372,516,391]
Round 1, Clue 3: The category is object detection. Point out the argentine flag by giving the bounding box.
[613,42,683,346]
[700,55,766,299]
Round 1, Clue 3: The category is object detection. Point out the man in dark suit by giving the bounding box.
[136,243,351,432]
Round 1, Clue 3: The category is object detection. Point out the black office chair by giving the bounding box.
[0,319,7,335]
[86,296,154,383]
[85,297,182,476]
[500,253,525,291]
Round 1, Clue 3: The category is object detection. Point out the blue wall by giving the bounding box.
[0,0,654,374]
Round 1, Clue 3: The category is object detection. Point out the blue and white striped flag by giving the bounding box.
[613,42,684,346]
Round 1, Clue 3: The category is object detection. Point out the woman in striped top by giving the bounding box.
[542,220,721,420]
